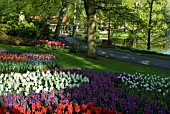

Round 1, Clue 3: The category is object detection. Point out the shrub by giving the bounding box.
[0,35,36,46]
[0,24,10,35]
[7,21,37,39]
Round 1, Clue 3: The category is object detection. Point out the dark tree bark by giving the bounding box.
[83,0,97,59]
[147,0,154,50]
[54,0,68,39]
[108,12,111,44]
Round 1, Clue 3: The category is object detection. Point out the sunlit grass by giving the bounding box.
[0,44,169,77]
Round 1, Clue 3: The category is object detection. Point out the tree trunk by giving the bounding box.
[108,13,111,44]
[83,0,97,59]
[147,0,154,50]
[54,0,68,39]
[72,2,77,37]
[55,13,64,39]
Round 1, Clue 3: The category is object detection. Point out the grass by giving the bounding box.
[0,44,169,77]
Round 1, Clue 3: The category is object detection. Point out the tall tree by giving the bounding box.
[83,0,97,58]
[147,0,154,50]
[54,0,68,39]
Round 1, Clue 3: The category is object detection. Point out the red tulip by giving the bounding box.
[82,104,87,111]
[108,109,115,114]
[95,107,101,114]
[87,102,93,109]
[103,108,109,114]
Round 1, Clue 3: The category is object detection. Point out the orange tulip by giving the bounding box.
[35,102,41,109]
[86,110,91,114]
[58,102,64,110]
[56,109,62,114]
[41,106,47,113]
[13,104,19,109]
[26,108,31,114]
[49,106,53,112]
[67,104,73,114]
[74,104,81,113]
[18,106,25,113]
[32,103,36,112]
[65,111,68,114]
[35,111,42,114]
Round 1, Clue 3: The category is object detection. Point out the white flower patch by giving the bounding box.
[0,70,89,97]
[117,72,170,95]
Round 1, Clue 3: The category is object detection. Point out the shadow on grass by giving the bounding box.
[55,53,105,70]
[0,44,169,77]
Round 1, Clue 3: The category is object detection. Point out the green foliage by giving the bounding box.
[33,18,51,39]
[7,21,37,38]
[0,35,35,46]
[67,43,87,53]
[0,24,10,35]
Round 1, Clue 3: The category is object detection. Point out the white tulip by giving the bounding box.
[146,88,150,91]
[166,90,169,93]
[24,92,29,96]
[50,86,53,90]
[5,88,8,92]
[0,85,3,92]
[158,89,161,92]
[38,80,42,84]
[36,89,41,93]
[33,86,37,90]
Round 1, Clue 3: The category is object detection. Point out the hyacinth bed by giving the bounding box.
[0,49,170,114]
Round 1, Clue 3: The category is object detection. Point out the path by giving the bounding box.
[61,34,170,69]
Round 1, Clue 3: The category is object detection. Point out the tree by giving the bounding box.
[140,0,169,49]
[83,0,97,58]
[54,0,68,39]
[147,0,154,50]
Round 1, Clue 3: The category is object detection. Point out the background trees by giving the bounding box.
[0,0,170,57]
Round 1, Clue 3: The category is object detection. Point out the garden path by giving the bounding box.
[62,34,170,70]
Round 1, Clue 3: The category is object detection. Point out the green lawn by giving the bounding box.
[0,44,169,77]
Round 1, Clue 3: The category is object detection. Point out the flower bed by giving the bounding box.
[0,70,89,96]
[0,101,123,114]
[36,40,69,53]
[0,49,58,72]
[0,48,169,114]
[0,68,169,113]
[61,68,170,114]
